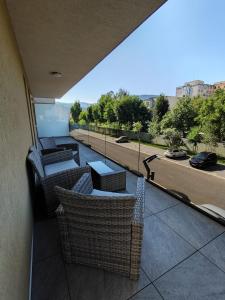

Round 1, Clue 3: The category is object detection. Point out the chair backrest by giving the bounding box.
[40,137,57,149]
[27,148,45,179]
[55,185,136,238]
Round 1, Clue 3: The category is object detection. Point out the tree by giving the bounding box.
[79,111,88,124]
[71,101,82,123]
[115,95,151,130]
[202,123,219,150]
[98,92,115,122]
[104,101,117,123]
[161,97,196,137]
[195,89,225,142]
[163,128,183,149]
[92,104,101,124]
[187,127,202,152]
[86,105,94,123]
[148,121,161,138]
[154,94,169,121]
[132,121,143,133]
[115,88,128,98]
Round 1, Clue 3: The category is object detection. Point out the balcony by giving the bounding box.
[31,137,225,300]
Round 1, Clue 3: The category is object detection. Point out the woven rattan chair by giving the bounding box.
[55,173,145,280]
[27,147,90,213]
[39,137,80,164]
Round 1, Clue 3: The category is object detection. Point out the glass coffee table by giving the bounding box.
[87,160,126,192]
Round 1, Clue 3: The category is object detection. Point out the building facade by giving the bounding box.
[140,95,178,109]
[214,81,225,91]
[176,80,213,98]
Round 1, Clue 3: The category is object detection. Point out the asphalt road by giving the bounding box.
[74,132,225,211]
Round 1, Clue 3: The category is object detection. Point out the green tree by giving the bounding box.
[98,92,115,122]
[148,121,161,138]
[161,97,196,136]
[163,128,183,149]
[115,95,151,130]
[104,101,117,123]
[195,89,225,142]
[71,101,82,123]
[154,94,169,121]
[202,123,219,149]
[92,104,101,124]
[79,111,88,124]
[115,88,128,98]
[86,105,94,123]
[187,127,203,152]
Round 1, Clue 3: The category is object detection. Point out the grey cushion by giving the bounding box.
[91,189,134,197]
[72,173,93,194]
[44,159,78,176]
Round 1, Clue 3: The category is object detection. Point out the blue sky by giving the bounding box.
[58,0,225,103]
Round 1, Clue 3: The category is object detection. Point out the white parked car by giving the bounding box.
[164,149,187,159]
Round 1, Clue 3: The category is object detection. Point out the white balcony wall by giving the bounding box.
[35,102,70,137]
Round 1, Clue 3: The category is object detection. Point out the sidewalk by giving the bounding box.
[72,129,225,180]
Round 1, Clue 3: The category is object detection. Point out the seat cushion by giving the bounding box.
[44,159,78,176]
[91,189,134,197]
[72,173,93,194]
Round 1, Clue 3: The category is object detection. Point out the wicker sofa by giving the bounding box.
[39,137,80,164]
[55,173,145,280]
[28,147,90,213]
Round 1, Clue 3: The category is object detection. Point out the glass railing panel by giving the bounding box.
[70,124,225,218]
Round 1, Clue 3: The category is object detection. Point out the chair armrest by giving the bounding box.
[41,166,91,212]
[132,177,145,225]
[130,177,145,280]
[99,170,126,191]
[55,204,72,263]
[42,149,73,165]
[41,147,64,155]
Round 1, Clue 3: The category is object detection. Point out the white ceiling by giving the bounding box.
[6,0,166,98]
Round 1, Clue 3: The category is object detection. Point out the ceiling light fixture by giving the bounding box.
[49,71,63,78]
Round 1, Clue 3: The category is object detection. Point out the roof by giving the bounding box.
[6,0,166,98]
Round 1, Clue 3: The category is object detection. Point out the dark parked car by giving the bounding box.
[189,152,217,169]
[115,136,129,143]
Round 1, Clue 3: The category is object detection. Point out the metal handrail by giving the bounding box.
[143,154,158,180]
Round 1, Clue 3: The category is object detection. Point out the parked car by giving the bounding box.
[164,149,187,159]
[115,136,129,143]
[189,152,217,168]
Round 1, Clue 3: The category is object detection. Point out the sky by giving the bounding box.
[58,0,225,104]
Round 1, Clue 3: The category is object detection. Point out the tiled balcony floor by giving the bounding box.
[32,140,225,300]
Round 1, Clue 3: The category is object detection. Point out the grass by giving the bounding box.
[132,140,168,150]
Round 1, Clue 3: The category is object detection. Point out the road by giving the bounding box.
[71,130,225,211]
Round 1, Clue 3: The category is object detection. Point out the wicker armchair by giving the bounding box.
[27,147,90,213]
[39,137,80,164]
[55,173,145,280]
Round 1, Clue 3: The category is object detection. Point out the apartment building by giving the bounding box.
[140,95,178,109]
[176,80,213,98]
[214,81,225,91]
